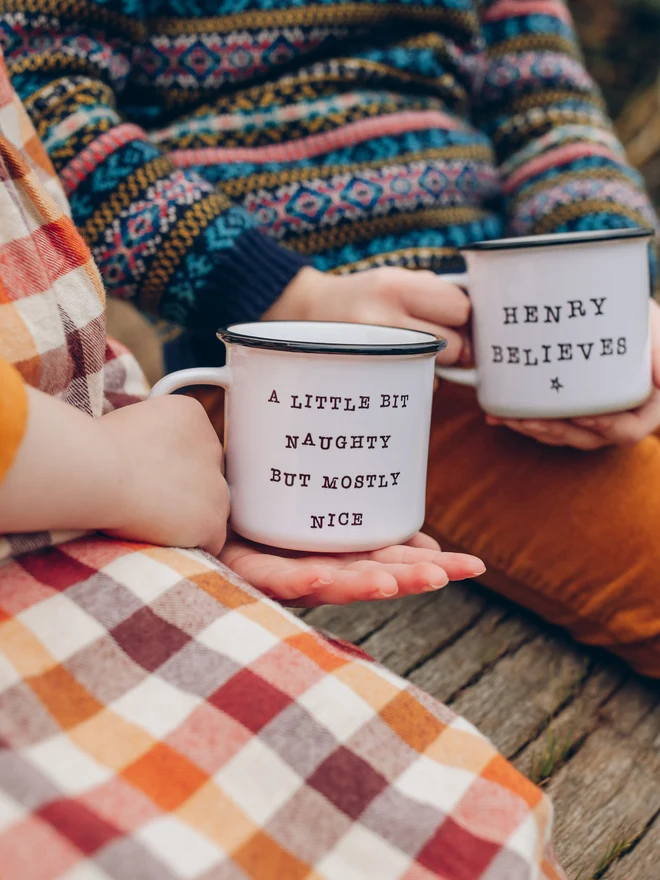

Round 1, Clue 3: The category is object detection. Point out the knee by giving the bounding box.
[426,414,660,678]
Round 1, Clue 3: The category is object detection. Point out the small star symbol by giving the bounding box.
[550,377,564,393]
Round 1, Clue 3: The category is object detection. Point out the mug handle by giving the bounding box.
[434,273,478,388]
[149,366,233,397]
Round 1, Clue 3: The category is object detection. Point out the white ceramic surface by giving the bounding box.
[150,321,442,552]
[436,228,654,418]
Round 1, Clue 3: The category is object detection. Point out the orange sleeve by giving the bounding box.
[0,359,28,486]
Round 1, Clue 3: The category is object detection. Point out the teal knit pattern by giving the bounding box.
[0,0,656,331]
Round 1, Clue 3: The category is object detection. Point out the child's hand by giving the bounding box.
[220,532,485,606]
[487,300,660,450]
[0,390,229,555]
[264,266,472,366]
[100,396,229,554]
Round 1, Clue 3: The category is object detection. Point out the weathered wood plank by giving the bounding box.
[357,583,488,676]
[604,813,660,879]
[546,686,660,878]
[303,599,401,645]
[449,634,590,758]
[547,728,660,877]
[297,567,660,878]
[513,663,624,784]
[409,604,536,704]
[597,676,660,736]
[304,581,488,665]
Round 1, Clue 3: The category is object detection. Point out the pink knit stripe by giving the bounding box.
[503,142,623,193]
[60,123,145,194]
[482,1,573,25]
[169,111,463,166]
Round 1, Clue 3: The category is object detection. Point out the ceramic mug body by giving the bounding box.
[437,228,654,419]
[150,321,443,552]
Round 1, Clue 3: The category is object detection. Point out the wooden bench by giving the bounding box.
[301,584,660,880]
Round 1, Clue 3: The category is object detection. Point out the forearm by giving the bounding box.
[0,386,122,534]
[477,0,658,238]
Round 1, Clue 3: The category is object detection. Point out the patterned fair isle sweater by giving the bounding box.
[0,0,657,343]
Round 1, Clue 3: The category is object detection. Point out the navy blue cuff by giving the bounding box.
[203,229,311,329]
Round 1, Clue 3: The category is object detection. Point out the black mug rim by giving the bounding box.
[461,226,654,253]
[217,320,447,356]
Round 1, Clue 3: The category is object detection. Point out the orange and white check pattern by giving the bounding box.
[0,539,566,879]
[0,49,147,562]
[0,48,566,879]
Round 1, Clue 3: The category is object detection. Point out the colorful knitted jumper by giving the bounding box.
[0,0,656,337]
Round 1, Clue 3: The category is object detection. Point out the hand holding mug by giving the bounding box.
[489,299,660,449]
[100,390,487,601]
[100,395,230,554]
[265,266,472,366]
[436,228,655,428]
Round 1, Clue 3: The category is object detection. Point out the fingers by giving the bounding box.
[401,271,471,327]
[305,561,446,605]
[436,332,470,366]
[488,387,660,450]
[573,391,660,446]
[345,559,448,593]
[428,551,486,581]
[367,544,438,564]
[366,545,485,579]
[246,558,445,606]
[650,299,660,385]
[310,551,485,605]
[221,540,400,604]
[487,416,610,450]
[222,538,485,608]
[220,542,335,601]
[406,532,441,551]
[404,317,467,364]
[457,334,474,367]
[252,564,338,601]
[298,568,401,606]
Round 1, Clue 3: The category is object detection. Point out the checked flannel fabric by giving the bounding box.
[0,48,147,562]
[0,538,567,880]
[0,50,145,418]
[0,45,566,879]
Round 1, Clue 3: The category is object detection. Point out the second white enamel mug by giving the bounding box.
[437,228,654,419]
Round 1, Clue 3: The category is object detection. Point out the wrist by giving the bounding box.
[93,413,140,531]
[262,266,329,321]
[0,388,128,534]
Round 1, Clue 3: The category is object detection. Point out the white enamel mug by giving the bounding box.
[150,322,445,553]
[437,228,654,419]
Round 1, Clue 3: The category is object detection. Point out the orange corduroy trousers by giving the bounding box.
[425,382,660,678]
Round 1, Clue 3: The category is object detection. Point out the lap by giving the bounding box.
[425,382,660,677]
[0,537,562,879]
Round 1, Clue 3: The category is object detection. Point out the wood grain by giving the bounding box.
[304,579,660,879]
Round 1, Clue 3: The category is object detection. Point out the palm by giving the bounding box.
[220,533,485,606]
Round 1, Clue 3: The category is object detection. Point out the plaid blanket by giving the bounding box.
[0,49,147,563]
[0,539,566,879]
[0,48,566,879]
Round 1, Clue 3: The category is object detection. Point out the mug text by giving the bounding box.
[492,337,627,365]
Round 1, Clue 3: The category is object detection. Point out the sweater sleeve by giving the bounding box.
[475,0,658,245]
[0,4,308,334]
[0,359,28,488]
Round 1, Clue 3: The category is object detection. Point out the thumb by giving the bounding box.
[649,300,660,388]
